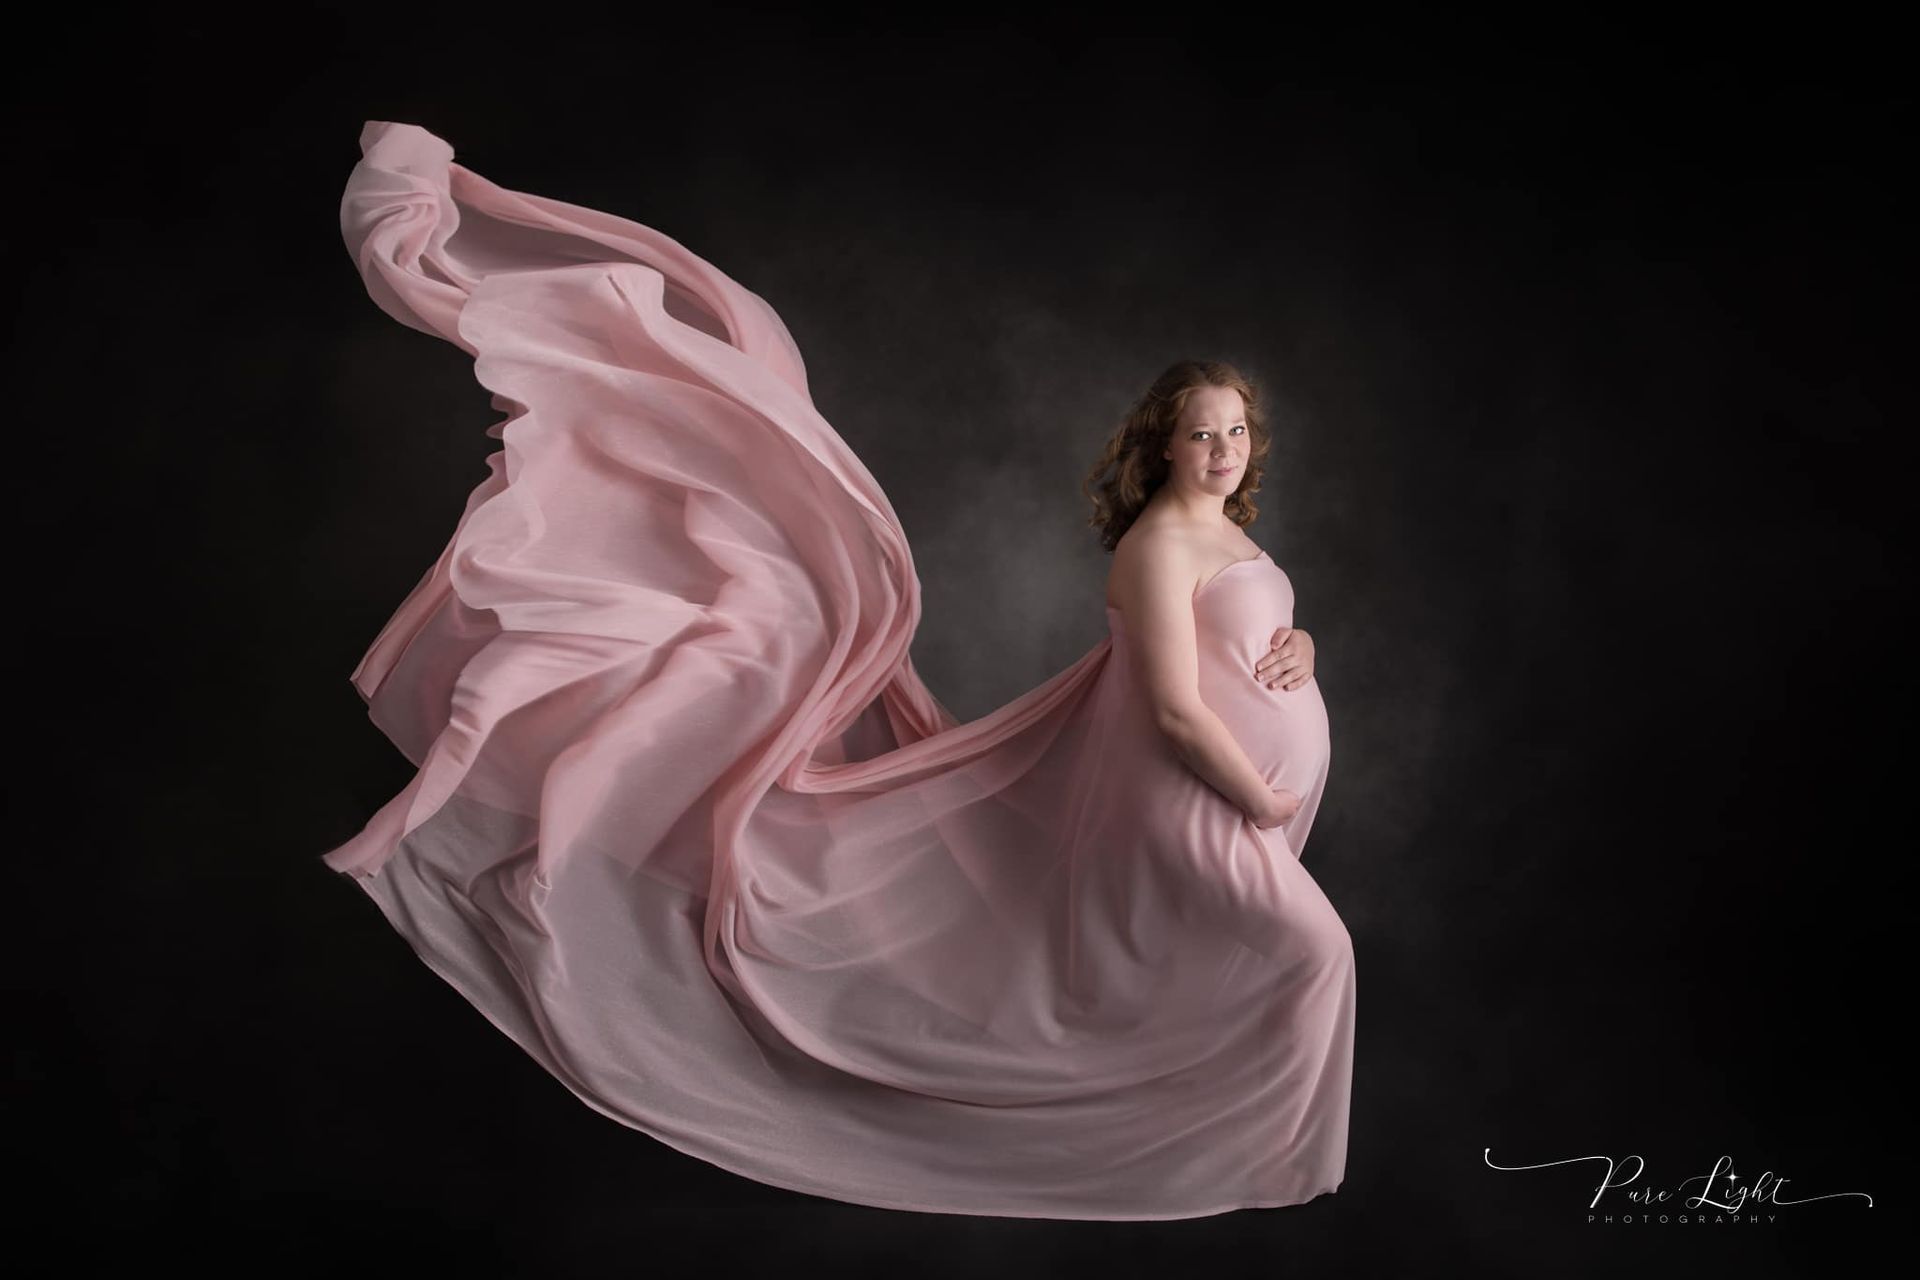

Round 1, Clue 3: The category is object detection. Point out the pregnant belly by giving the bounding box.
[1200,671,1330,798]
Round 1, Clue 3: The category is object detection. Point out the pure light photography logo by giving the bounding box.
[1484,1148,1875,1224]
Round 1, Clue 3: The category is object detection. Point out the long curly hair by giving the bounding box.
[1081,360,1270,553]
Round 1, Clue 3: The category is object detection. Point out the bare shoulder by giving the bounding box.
[1105,517,1263,610]
[1106,521,1201,611]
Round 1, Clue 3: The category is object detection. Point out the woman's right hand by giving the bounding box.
[1250,787,1302,829]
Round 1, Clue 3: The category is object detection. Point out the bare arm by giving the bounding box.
[1114,539,1287,826]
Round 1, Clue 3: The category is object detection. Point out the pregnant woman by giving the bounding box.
[321,121,1354,1222]
[1094,374,1345,967]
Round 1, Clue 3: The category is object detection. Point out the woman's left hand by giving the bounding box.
[1254,627,1313,691]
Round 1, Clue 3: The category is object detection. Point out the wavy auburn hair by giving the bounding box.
[1080,360,1270,553]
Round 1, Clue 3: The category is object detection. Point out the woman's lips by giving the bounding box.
[1208,464,1238,474]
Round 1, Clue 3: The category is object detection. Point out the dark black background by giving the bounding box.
[11,10,1903,1276]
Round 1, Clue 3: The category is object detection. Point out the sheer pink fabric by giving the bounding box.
[321,121,1353,1220]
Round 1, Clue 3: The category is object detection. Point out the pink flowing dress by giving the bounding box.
[321,120,1354,1221]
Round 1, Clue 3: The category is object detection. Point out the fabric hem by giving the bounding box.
[328,865,1344,1222]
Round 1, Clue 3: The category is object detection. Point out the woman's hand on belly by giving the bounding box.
[1253,626,1314,691]
[1250,786,1303,829]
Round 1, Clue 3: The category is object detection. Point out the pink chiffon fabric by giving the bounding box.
[321,120,1354,1220]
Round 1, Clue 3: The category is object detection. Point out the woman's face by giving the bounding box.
[1163,386,1249,495]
